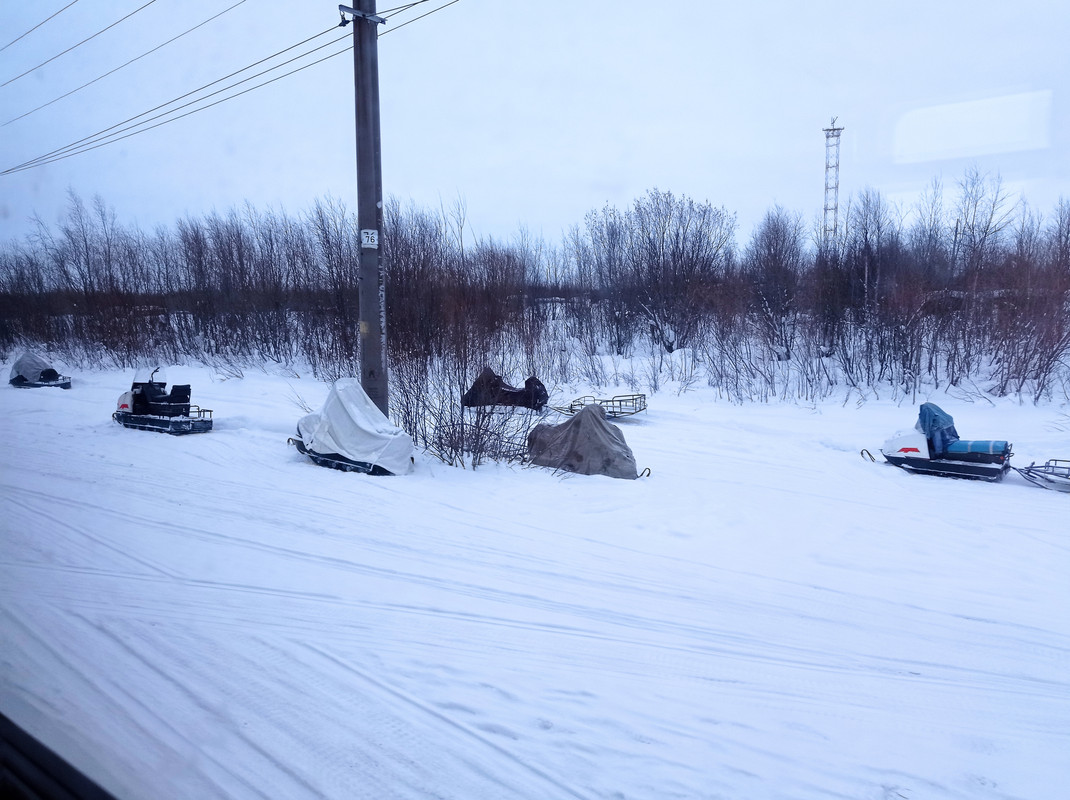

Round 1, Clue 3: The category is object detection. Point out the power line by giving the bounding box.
[2,44,355,175]
[4,0,249,127]
[6,26,342,173]
[2,2,463,175]
[3,31,349,175]
[380,0,460,37]
[1,0,160,88]
[380,1,434,19]
[0,0,82,53]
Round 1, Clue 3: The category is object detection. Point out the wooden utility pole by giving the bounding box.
[340,2,388,415]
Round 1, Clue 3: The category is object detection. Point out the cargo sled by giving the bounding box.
[9,351,71,389]
[288,378,413,476]
[881,402,1011,481]
[553,393,647,418]
[1014,459,1070,493]
[112,368,213,435]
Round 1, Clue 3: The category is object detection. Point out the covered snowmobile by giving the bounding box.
[9,351,71,389]
[112,368,213,435]
[881,402,1011,481]
[527,402,639,479]
[462,367,548,411]
[288,378,413,475]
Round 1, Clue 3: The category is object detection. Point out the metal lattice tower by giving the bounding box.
[822,117,844,250]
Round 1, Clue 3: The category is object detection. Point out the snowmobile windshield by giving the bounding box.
[133,367,167,384]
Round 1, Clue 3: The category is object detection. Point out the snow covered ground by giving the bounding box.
[2,363,1068,800]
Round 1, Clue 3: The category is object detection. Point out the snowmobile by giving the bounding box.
[880,402,1011,481]
[1014,459,1070,493]
[9,352,71,389]
[461,367,549,411]
[287,379,413,475]
[112,368,213,435]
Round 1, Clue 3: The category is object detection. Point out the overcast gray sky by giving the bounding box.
[1,1,1067,248]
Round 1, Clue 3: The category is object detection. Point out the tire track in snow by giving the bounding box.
[6,557,1065,714]
[296,642,593,800]
[1,609,274,800]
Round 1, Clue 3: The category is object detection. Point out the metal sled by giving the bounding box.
[553,393,647,418]
[1014,459,1070,492]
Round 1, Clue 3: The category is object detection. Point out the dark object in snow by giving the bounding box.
[0,710,120,800]
[527,403,639,479]
[288,378,413,476]
[553,393,647,418]
[461,367,548,411]
[8,351,71,389]
[112,368,213,435]
[1014,459,1070,492]
[881,402,1011,481]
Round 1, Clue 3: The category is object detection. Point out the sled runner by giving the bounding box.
[9,352,71,389]
[880,402,1011,481]
[1014,459,1070,493]
[112,368,213,435]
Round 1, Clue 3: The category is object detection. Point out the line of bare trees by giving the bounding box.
[2,170,1069,432]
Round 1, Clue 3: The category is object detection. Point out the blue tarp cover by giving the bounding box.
[915,403,960,454]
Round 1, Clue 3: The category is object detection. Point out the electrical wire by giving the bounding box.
[5,26,343,174]
[3,30,349,175]
[0,0,82,53]
[380,1,434,19]
[2,0,160,88]
[2,2,463,175]
[3,0,249,127]
[380,0,460,37]
[2,44,355,175]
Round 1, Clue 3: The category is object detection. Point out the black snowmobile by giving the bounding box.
[880,402,1011,481]
[461,367,549,411]
[113,368,213,435]
[9,352,71,389]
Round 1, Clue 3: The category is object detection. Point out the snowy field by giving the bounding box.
[2,363,1068,800]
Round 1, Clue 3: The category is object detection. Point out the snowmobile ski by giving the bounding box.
[287,436,393,476]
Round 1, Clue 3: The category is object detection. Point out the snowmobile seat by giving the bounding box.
[167,385,192,417]
[945,439,1008,455]
[943,439,1011,463]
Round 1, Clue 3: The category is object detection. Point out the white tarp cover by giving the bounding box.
[9,351,54,382]
[296,378,413,475]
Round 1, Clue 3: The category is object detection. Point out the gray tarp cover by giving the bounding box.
[9,352,56,382]
[527,403,638,479]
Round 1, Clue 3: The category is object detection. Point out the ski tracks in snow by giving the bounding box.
[2,372,1069,798]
